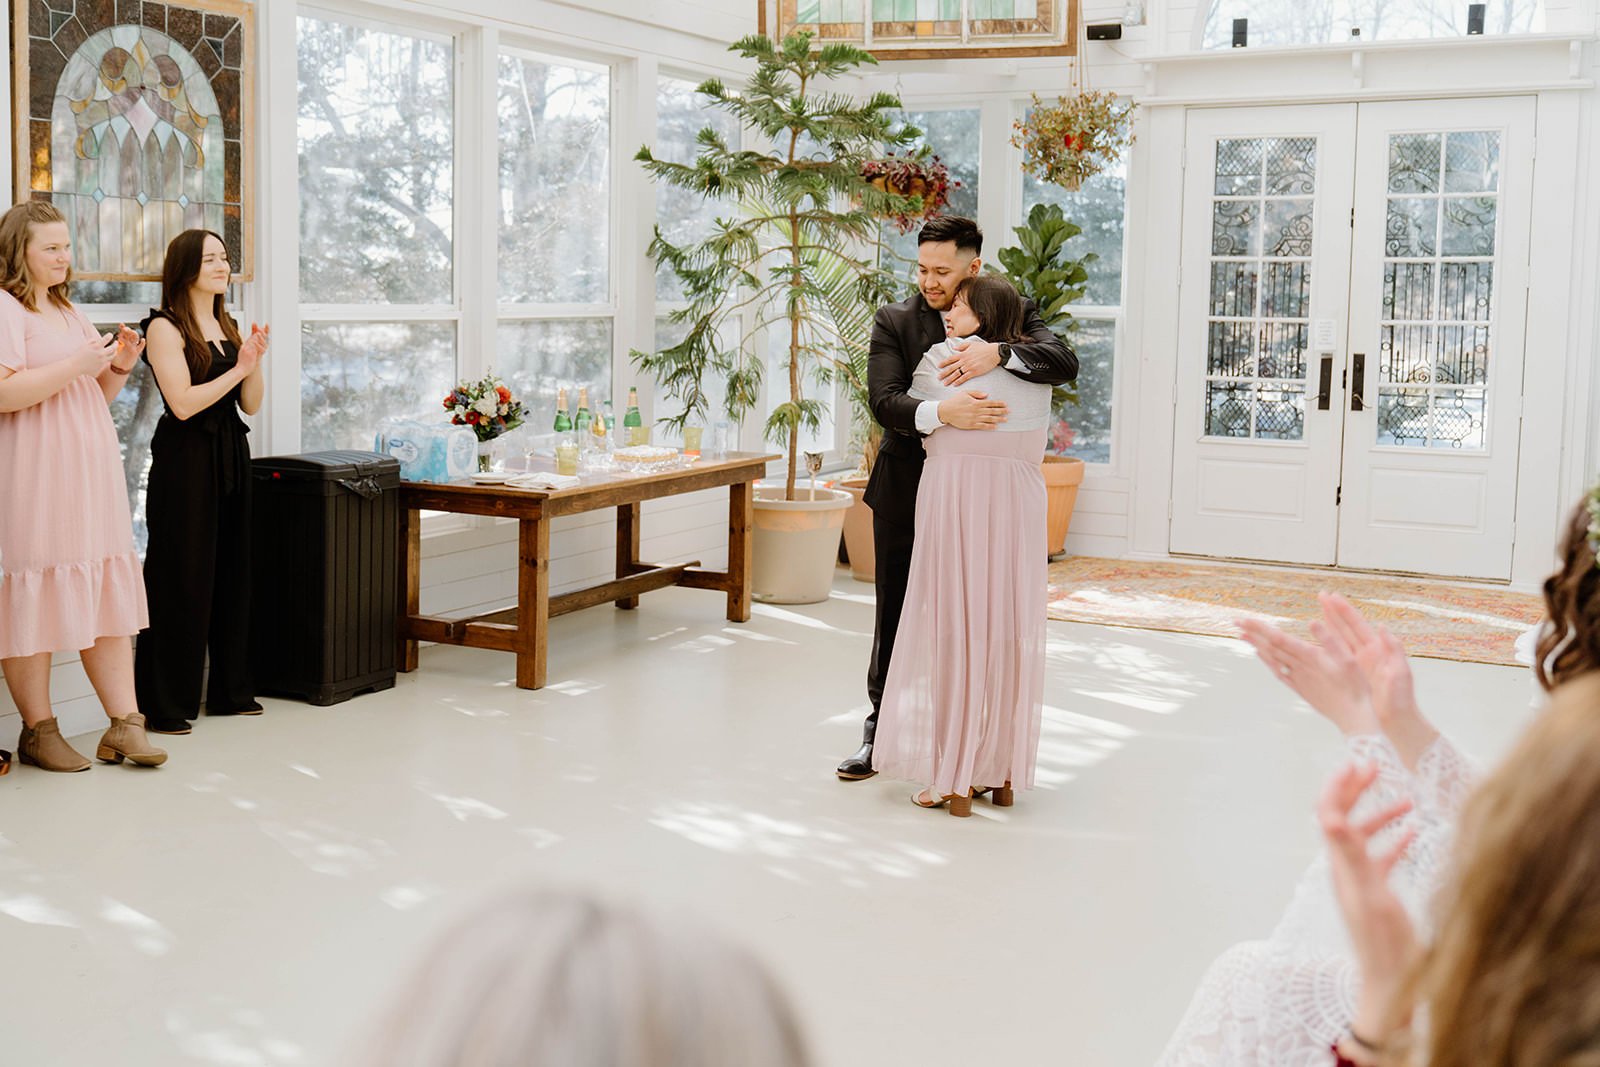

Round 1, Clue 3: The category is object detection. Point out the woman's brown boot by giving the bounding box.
[96,714,168,767]
[18,717,91,772]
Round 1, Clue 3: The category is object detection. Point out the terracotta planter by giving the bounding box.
[752,486,854,604]
[1041,455,1086,560]
[837,477,873,583]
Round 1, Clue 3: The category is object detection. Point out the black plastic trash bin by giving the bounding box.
[251,450,400,705]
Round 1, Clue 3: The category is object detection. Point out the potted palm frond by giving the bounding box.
[632,32,917,602]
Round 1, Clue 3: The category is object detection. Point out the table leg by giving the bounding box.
[399,504,420,672]
[616,502,641,609]
[515,511,550,690]
[727,479,753,622]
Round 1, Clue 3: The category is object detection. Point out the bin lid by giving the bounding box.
[253,450,400,483]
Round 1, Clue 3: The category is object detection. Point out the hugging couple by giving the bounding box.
[836,215,1079,817]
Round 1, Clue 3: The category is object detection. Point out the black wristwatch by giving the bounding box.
[998,342,1014,365]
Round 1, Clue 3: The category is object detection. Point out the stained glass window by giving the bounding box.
[763,0,1072,58]
[21,0,252,280]
[1375,131,1500,451]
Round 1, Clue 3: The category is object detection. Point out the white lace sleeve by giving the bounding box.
[1159,734,1448,1066]
[1156,941,1356,1067]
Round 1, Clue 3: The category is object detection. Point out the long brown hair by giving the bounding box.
[1535,499,1600,691]
[952,274,1028,344]
[0,201,72,312]
[158,229,241,380]
[1390,674,1600,1066]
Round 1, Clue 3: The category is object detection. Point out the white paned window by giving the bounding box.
[1201,0,1544,48]
[1021,143,1128,465]
[297,14,457,451]
[497,50,612,426]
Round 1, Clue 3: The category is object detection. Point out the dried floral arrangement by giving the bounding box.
[1013,91,1136,191]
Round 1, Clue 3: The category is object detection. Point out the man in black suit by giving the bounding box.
[836,216,1079,780]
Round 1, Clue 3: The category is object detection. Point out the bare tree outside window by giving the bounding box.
[297,16,457,448]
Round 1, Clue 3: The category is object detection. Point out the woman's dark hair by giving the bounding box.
[951,274,1028,345]
[158,229,241,380]
[917,215,982,255]
[1537,497,1600,692]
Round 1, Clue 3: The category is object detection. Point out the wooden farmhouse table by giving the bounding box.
[397,452,777,690]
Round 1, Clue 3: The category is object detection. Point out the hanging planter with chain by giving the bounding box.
[1013,90,1136,192]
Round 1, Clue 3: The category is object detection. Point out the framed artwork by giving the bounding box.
[758,0,1076,60]
[13,0,255,281]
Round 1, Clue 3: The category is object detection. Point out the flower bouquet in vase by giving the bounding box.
[444,373,526,471]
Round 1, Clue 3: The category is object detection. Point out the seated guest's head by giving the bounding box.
[1536,488,1600,690]
[357,887,810,1067]
[1405,674,1600,1064]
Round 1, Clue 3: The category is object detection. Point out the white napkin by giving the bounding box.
[506,472,581,491]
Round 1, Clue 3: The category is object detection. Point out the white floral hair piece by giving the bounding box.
[1587,482,1600,567]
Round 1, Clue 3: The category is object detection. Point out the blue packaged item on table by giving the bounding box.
[373,419,477,483]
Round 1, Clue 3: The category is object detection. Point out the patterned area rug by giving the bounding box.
[1046,557,1544,666]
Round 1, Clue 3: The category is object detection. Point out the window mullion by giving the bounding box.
[459,25,499,382]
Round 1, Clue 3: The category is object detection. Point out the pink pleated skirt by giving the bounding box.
[873,426,1048,797]
[0,378,147,659]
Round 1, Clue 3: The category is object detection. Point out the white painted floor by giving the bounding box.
[0,574,1534,1066]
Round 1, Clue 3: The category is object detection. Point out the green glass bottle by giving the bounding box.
[623,387,643,445]
[553,387,572,433]
[574,386,593,437]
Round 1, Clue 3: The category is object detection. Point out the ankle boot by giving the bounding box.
[18,717,91,772]
[96,714,168,767]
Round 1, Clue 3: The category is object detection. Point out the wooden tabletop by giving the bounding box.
[398,452,779,518]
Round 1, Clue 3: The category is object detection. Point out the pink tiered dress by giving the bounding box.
[873,340,1051,798]
[0,291,147,659]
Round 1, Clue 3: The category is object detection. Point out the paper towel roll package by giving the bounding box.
[373,419,477,484]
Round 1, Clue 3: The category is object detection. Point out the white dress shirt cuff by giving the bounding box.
[914,399,944,435]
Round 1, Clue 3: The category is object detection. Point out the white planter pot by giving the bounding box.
[751,486,853,604]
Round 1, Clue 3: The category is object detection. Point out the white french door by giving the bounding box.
[1170,98,1535,580]
[1170,106,1357,566]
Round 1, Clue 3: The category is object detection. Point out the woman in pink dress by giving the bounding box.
[872,275,1051,817]
[0,201,167,771]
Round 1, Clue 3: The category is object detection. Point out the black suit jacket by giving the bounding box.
[862,293,1078,528]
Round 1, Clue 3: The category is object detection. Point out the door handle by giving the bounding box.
[1350,352,1366,412]
[1316,355,1333,410]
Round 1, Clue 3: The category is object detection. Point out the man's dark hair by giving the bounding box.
[916,215,982,255]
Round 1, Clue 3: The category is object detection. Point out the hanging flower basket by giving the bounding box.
[860,151,957,233]
[1013,91,1136,192]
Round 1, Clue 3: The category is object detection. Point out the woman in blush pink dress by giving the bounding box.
[872,274,1051,817]
[0,201,167,772]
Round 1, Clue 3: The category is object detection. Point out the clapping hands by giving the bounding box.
[111,323,143,372]
[1239,593,1433,756]
[237,323,270,374]
[1319,761,1420,1049]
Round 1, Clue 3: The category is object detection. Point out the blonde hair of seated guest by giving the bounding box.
[1383,674,1600,1066]
[357,888,811,1067]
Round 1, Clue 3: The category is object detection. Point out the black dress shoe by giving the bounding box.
[144,718,193,735]
[836,742,876,780]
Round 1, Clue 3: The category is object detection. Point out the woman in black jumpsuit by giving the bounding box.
[134,229,270,734]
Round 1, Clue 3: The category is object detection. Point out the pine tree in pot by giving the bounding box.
[992,203,1093,559]
[632,32,917,602]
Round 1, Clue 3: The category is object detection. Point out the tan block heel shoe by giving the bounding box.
[96,714,168,767]
[18,717,91,772]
